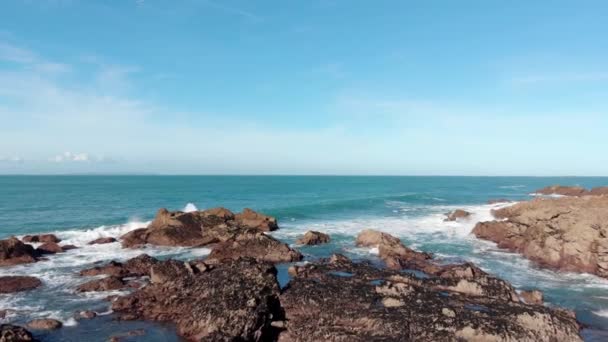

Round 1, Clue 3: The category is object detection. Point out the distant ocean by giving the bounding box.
[1,176,608,341]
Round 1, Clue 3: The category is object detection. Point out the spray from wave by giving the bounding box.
[183,203,198,213]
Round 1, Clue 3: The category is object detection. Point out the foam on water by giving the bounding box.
[183,203,198,213]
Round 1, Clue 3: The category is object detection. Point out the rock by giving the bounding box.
[473,195,608,278]
[22,234,60,244]
[487,198,512,204]
[35,242,64,255]
[444,209,471,221]
[76,276,126,292]
[590,186,608,196]
[279,256,582,342]
[355,229,432,270]
[87,237,117,245]
[0,324,37,341]
[80,254,159,278]
[0,310,6,319]
[296,231,330,245]
[0,237,38,266]
[235,208,278,231]
[77,310,97,319]
[534,185,587,196]
[206,230,303,264]
[112,259,282,341]
[0,276,42,293]
[61,245,78,251]
[520,289,544,305]
[27,319,62,330]
[150,260,191,284]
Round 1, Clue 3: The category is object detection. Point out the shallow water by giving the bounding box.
[1,175,608,340]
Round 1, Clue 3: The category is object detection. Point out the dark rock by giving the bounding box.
[150,260,191,284]
[87,237,117,245]
[80,254,158,278]
[0,276,42,293]
[0,324,37,341]
[61,245,78,251]
[444,209,471,222]
[76,310,97,319]
[112,259,282,341]
[0,237,38,266]
[206,230,302,264]
[26,319,62,330]
[35,242,64,255]
[76,276,126,292]
[22,234,60,244]
[296,231,330,245]
[280,256,581,341]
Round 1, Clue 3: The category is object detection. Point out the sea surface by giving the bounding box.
[1,176,608,341]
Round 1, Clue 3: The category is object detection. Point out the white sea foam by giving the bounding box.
[499,185,526,189]
[183,203,198,213]
[593,310,608,318]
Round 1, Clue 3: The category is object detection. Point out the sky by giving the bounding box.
[0,0,607,175]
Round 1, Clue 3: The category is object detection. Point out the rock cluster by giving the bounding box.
[0,238,39,266]
[534,185,608,197]
[296,231,330,245]
[473,195,608,278]
[22,234,60,243]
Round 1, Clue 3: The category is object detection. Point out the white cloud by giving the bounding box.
[50,152,91,163]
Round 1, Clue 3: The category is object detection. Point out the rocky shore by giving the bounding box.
[0,202,590,341]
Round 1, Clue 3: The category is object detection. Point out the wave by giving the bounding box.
[183,203,198,213]
[499,185,526,190]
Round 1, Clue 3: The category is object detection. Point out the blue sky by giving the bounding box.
[0,0,607,175]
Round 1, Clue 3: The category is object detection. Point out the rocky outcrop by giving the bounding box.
[22,234,60,243]
[121,207,279,248]
[473,195,608,278]
[112,258,282,341]
[87,237,117,245]
[80,254,158,277]
[444,209,471,221]
[35,242,64,255]
[534,185,608,197]
[26,319,62,330]
[590,186,608,196]
[0,324,37,341]
[0,238,38,266]
[280,255,581,342]
[206,230,302,264]
[356,229,432,270]
[296,231,330,245]
[0,276,42,293]
[76,276,126,292]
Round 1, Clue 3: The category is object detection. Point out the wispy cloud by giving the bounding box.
[0,40,71,74]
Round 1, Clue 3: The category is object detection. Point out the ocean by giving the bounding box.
[1,175,608,341]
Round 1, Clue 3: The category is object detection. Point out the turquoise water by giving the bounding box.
[1,176,608,341]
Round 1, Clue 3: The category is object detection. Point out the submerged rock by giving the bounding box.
[356,229,432,270]
[0,324,37,341]
[0,238,38,266]
[112,258,282,341]
[444,209,471,222]
[87,237,117,245]
[0,276,42,293]
[26,319,62,330]
[22,234,60,244]
[473,195,608,278]
[280,255,581,342]
[296,231,330,245]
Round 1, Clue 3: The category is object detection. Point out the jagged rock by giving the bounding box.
[280,256,581,342]
[534,185,587,196]
[22,234,60,244]
[87,237,117,245]
[0,238,38,266]
[0,276,42,293]
[80,254,158,277]
[355,229,432,270]
[112,259,282,341]
[473,195,608,278]
[76,276,126,292]
[444,209,471,221]
[235,208,278,232]
[296,231,330,245]
[150,260,191,284]
[35,242,64,255]
[520,290,544,305]
[0,324,37,341]
[26,319,62,330]
[206,230,302,264]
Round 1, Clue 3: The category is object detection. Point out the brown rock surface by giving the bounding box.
[295,231,330,245]
[280,255,581,342]
[444,209,471,221]
[112,258,282,341]
[0,276,42,293]
[206,230,302,264]
[76,276,126,292]
[26,319,62,330]
[35,242,64,255]
[356,229,432,270]
[520,290,544,305]
[534,185,588,196]
[80,254,158,278]
[0,324,37,341]
[0,238,38,266]
[590,186,608,196]
[473,195,608,278]
[235,208,279,232]
[87,237,117,245]
[22,234,60,243]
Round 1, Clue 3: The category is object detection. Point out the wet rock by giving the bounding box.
[473,195,608,278]
[35,242,64,255]
[0,324,37,341]
[280,256,582,342]
[61,245,78,251]
[235,208,278,231]
[534,185,587,196]
[88,237,117,245]
[0,276,42,293]
[150,260,191,284]
[355,229,432,270]
[0,237,38,266]
[76,276,126,292]
[112,258,282,341]
[296,231,330,245]
[444,209,471,221]
[80,254,158,278]
[22,234,60,244]
[206,230,302,264]
[520,289,544,305]
[26,319,62,330]
[77,310,97,319]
